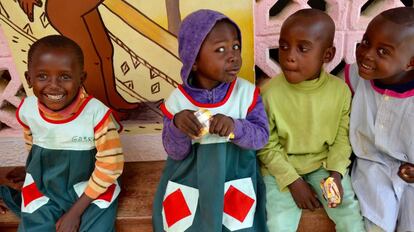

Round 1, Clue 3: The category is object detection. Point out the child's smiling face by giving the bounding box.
[25,46,86,111]
[192,20,242,90]
[356,15,414,84]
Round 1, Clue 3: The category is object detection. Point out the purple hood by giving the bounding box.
[178,9,241,88]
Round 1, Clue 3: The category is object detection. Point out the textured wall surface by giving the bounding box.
[254,0,408,77]
[0,0,412,165]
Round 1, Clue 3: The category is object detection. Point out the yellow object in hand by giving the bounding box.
[320,177,341,207]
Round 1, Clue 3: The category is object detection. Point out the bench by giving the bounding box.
[0,161,335,231]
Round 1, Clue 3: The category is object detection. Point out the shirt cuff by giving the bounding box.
[233,119,243,140]
[84,185,101,199]
[168,119,187,138]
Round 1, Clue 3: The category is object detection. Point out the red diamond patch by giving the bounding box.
[22,183,44,207]
[97,184,116,202]
[163,189,192,227]
[223,185,255,222]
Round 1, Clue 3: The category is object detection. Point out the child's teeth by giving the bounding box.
[362,64,372,70]
[47,95,63,100]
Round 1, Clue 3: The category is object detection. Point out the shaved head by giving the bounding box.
[369,7,414,55]
[282,9,335,48]
[380,7,414,26]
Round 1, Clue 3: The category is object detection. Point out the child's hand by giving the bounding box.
[209,114,234,137]
[173,110,203,139]
[288,178,321,211]
[398,163,414,183]
[328,171,344,208]
[56,208,81,232]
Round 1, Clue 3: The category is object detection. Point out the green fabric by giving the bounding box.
[0,145,118,232]
[152,142,268,232]
[263,168,365,232]
[258,70,352,191]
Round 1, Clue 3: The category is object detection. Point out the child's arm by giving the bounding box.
[56,114,124,231]
[326,87,352,177]
[257,112,320,210]
[325,87,352,204]
[257,112,299,191]
[23,127,33,152]
[162,110,202,160]
[230,95,269,150]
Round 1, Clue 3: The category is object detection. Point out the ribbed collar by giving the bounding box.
[284,70,329,92]
[38,88,88,121]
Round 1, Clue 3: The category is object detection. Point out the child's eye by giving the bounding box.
[378,48,389,56]
[233,44,240,50]
[299,46,309,52]
[217,47,225,53]
[60,75,72,81]
[361,39,369,46]
[37,74,47,81]
[279,44,288,51]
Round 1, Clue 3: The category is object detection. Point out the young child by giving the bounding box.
[346,7,414,232]
[0,35,124,231]
[258,9,365,231]
[152,9,269,232]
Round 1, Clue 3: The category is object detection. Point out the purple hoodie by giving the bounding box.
[162,9,269,160]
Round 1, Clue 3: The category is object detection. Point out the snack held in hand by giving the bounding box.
[194,108,212,136]
[320,177,341,206]
[194,108,234,139]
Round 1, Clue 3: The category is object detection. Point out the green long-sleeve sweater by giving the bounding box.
[258,70,352,191]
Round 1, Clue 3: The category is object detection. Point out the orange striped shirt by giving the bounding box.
[23,88,124,199]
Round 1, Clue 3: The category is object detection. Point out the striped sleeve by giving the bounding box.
[84,113,124,199]
[23,127,33,152]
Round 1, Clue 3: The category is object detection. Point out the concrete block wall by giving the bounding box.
[254,0,409,77]
[0,0,412,166]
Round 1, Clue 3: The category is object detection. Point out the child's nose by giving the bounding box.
[48,77,60,88]
[286,51,296,63]
[361,48,375,60]
[228,52,240,63]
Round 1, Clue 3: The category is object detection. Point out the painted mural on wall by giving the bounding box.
[0,0,254,122]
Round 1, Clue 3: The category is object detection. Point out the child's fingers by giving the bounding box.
[209,118,223,135]
[404,166,414,176]
[305,199,316,211]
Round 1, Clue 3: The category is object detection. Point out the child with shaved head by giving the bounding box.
[346,7,414,232]
[259,9,365,231]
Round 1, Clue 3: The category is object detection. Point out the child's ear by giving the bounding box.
[405,57,414,71]
[80,71,87,84]
[192,64,197,72]
[323,46,336,63]
[24,71,32,88]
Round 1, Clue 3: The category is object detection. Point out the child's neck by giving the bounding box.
[39,88,87,120]
[377,70,414,85]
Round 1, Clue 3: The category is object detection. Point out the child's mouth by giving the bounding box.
[226,70,239,76]
[46,94,64,101]
[360,63,374,71]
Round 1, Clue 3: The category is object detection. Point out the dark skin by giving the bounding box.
[356,15,414,183]
[356,15,414,86]
[20,46,94,231]
[279,10,343,210]
[174,21,241,138]
[398,163,414,183]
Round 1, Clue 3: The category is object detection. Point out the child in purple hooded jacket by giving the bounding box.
[152,9,269,232]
